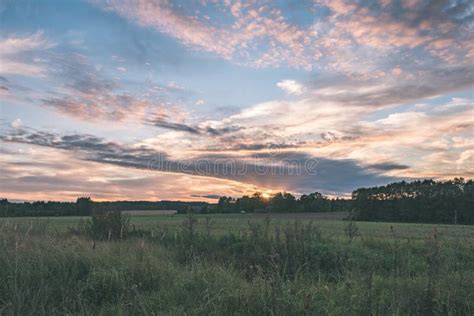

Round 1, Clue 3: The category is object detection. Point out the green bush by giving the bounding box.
[81,210,130,240]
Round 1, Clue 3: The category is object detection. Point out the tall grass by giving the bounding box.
[0,216,472,315]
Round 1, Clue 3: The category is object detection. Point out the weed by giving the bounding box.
[344,220,360,244]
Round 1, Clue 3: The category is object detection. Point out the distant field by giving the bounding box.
[121,209,178,216]
[2,211,472,241]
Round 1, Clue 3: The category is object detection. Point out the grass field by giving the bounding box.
[1,213,473,315]
[3,211,473,240]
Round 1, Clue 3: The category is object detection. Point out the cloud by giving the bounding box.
[277,80,304,95]
[0,31,54,55]
[10,119,22,128]
[317,0,473,53]
[43,94,150,122]
[35,53,166,122]
[24,52,199,124]
[146,114,243,137]
[201,90,473,182]
[94,0,473,73]
[96,0,235,58]
[190,194,221,200]
[307,65,474,108]
[1,128,403,194]
[367,162,410,171]
[148,117,201,135]
[391,67,402,76]
[0,31,55,77]
[433,97,474,114]
[0,147,257,201]
[202,125,243,137]
[95,0,318,69]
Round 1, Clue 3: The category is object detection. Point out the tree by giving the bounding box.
[0,199,8,217]
[235,192,267,212]
[269,192,296,212]
[76,197,92,216]
[299,192,330,212]
[217,196,235,213]
[351,179,473,224]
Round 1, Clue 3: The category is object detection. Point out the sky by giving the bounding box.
[0,0,473,202]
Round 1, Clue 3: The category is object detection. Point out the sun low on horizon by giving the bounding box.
[0,0,473,202]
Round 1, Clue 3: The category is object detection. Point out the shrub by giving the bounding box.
[81,210,130,241]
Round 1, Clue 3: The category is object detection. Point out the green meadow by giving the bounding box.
[1,213,473,315]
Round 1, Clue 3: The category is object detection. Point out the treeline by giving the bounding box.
[0,193,349,217]
[215,192,351,213]
[352,178,473,224]
[1,178,472,224]
[0,200,78,217]
[0,198,209,217]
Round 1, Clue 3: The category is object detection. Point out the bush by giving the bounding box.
[81,210,130,241]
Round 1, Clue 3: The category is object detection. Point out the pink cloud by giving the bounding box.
[94,0,472,73]
[0,32,55,77]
